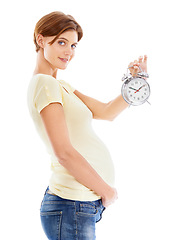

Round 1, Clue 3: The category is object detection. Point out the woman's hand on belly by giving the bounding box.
[102,187,118,208]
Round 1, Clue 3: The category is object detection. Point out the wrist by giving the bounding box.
[100,184,114,199]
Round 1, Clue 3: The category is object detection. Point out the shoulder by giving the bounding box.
[28,74,64,113]
[34,74,60,87]
[58,80,76,93]
[30,74,64,96]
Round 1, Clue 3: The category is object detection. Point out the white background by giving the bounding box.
[1,0,191,239]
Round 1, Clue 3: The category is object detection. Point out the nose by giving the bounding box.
[64,46,73,57]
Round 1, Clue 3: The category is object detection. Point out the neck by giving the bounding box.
[33,49,58,78]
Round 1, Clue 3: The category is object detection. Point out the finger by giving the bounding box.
[134,60,140,70]
[138,56,143,63]
[143,55,148,62]
[133,60,140,69]
[128,62,134,68]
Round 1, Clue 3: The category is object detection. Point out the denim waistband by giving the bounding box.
[42,186,103,207]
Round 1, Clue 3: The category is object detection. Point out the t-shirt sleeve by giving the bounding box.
[34,75,64,113]
[59,80,76,93]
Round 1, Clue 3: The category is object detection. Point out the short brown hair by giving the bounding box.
[34,11,83,52]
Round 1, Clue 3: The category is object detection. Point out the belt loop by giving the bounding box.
[75,200,80,213]
[45,186,49,195]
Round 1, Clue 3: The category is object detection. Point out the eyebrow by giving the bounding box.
[57,37,78,45]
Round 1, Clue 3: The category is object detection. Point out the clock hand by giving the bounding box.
[134,85,146,93]
[129,87,137,91]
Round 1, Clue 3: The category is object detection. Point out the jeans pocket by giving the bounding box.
[96,203,105,223]
[40,211,62,240]
[77,203,98,217]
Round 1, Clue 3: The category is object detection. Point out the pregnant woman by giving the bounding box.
[27,11,147,240]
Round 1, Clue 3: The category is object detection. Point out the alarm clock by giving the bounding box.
[121,66,150,106]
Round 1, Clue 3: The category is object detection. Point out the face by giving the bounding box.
[41,30,78,70]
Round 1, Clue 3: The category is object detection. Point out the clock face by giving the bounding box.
[122,78,150,106]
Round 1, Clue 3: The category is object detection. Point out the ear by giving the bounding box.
[36,34,45,49]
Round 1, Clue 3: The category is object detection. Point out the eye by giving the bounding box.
[58,41,65,46]
[71,44,77,49]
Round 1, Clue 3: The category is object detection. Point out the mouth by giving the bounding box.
[58,57,69,63]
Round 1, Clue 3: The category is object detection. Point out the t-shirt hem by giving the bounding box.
[49,185,101,202]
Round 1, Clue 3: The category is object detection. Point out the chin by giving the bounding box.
[60,66,68,70]
[57,64,68,70]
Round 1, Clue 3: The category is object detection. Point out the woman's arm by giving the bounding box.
[40,102,117,207]
[74,55,148,121]
[74,91,129,121]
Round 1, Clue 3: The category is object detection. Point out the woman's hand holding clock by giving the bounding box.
[128,55,148,77]
[121,55,150,106]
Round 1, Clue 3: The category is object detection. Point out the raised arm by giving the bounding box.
[74,90,129,121]
[40,102,117,207]
[74,55,148,121]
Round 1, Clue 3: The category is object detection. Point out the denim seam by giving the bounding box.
[57,211,62,240]
[74,202,78,240]
[40,211,62,216]
[80,203,96,209]
[42,201,75,205]
[76,211,98,217]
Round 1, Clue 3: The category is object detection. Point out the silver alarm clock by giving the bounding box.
[121,66,150,106]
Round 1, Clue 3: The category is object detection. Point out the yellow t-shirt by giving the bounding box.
[27,74,115,201]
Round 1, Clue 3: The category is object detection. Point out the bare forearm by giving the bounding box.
[104,95,129,121]
[58,147,111,198]
[74,90,129,121]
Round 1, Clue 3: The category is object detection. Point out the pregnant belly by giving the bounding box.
[70,132,115,186]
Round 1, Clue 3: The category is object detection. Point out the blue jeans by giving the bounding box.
[40,187,105,240]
